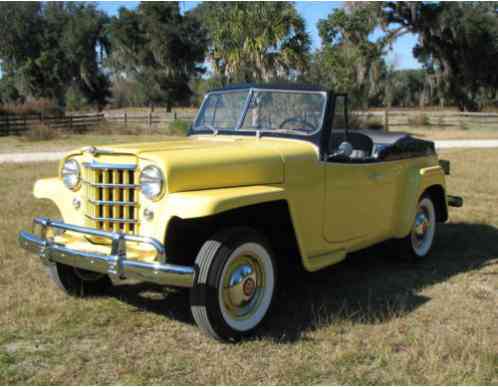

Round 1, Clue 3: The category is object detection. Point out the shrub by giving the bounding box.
[65,86,87,112]
[168,119,191,136]
[0,99,62,116]
[22,123,58,142]
[407,112,430,127]
[366,117,384,130]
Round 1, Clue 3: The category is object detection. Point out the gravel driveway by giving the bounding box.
[0,139,497,164]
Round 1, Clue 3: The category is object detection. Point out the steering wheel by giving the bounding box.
[278,116,316,132]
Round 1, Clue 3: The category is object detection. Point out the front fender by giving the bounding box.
[140,185,287,242]
[33,178,82,225]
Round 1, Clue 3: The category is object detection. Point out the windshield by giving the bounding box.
[193,89,327,135]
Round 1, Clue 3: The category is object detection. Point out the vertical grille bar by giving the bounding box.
[82,162,139,235]
[123,171,130,234]
[102,170,111,231]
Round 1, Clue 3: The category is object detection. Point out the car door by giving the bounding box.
[323,162,398,244]
[322,96,398,245]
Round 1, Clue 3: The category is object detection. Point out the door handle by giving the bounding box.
[369,172,384,180]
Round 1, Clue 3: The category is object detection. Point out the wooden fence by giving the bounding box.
[0,111,195,135]
[103,111,196,130]
[2,109,498,135]
[355,110,498,130]
[0,113,105,135]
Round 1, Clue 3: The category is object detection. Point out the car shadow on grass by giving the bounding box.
[108,222,498,342]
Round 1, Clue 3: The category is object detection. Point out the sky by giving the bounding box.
[96,0,422,70]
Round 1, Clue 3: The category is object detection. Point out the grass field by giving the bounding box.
[0,150,497,384]
[0,134,175,154]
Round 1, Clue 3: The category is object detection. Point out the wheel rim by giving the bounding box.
[218,243,274,331]
[221,254,265,321]
[411,198,436,256]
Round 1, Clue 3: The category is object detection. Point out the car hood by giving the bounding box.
[73,135,292,193]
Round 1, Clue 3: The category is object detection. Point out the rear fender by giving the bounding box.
[393,165,447,239]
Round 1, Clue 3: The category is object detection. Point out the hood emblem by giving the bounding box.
[83,146,98,155]
[82,146,117,156]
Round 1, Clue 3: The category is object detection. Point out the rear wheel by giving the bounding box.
[396,195,437,260]
[47,263,112,297]
[190,228,276,341]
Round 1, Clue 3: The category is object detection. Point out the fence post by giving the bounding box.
[69,116,73,131]
[124,112,127,129]
[148,111,152,133]
[174,111,177,120]
[5,114,9,135]
[23,115,27,133]
[384,108,389,132]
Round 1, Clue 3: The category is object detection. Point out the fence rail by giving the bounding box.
[1,109,498,135]
[355,110,498,130]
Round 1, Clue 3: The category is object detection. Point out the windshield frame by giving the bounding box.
[192,87,329,137]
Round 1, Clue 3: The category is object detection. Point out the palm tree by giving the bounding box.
[195,2,310,84]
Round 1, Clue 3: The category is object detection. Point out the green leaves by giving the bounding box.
[383,2,498,111]
[107,2,207,110]
[194,2,310,84]
[312,3,386,108]
[0,3,110,109]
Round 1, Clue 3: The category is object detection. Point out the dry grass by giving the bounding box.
[0,134,177,154]
[398,127,498,140]
[1,150,498,384]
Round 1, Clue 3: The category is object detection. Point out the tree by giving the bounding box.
[107,2,207,111]
[193,2,310,84]
[311,3,390,108]
[0,2,111,108]
[383,2,498,111]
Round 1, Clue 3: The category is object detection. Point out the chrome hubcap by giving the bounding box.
[414,212,430,239]
[222,255,264,320]
[411,201,434,254]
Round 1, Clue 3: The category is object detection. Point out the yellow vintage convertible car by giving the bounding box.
[19,83,462,341]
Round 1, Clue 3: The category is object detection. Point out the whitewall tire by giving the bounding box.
[396,195,437,260]
[190,228,276,341]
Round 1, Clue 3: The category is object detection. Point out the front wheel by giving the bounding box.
[190,228,276,341]
[47,263,112,297]
[396,195,437,260]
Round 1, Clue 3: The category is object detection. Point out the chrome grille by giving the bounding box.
[82,162,139,234]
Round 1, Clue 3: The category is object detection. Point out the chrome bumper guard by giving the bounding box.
[18,217,195,288]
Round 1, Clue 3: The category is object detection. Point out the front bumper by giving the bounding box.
[18,217,195,288]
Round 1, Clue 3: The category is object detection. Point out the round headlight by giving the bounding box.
[62,159,80,190]
[140,165,164,200]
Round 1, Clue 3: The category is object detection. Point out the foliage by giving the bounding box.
[168,119,191,136]
[0,99,62,116]
[0,78,21,104]
[383,69,430,107]
[382,2,498,111]
[193,2,310,84]
[309,3,389,109]
[107,2,207,111]
[21,123,58,142]
[0,2,111,109]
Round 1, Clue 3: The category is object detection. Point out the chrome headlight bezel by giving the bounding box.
[61,159,81,191]
[140,165,165,201]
